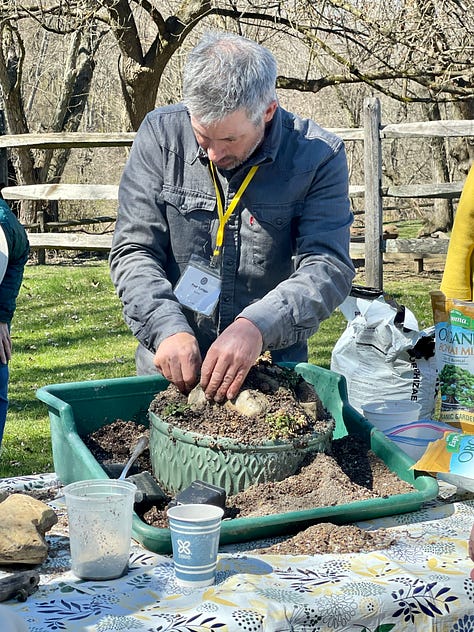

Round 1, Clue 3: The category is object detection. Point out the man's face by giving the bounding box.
[191,102,277,170]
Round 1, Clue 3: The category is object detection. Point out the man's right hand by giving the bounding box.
[154,332,202,394]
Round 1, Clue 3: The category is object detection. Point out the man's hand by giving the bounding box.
[0,323,11,364]
[200,318,263,402]
[154,332,202,394]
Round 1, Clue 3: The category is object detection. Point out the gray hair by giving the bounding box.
[182,31,278,126]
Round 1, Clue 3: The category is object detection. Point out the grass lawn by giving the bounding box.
[0,261,137,477]
[0,258,443,478]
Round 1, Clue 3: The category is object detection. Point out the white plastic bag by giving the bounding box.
[385,419,454,461]
[330,289,438,419]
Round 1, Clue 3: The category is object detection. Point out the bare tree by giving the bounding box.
[0,7,106,223]
[0,0,473,230]
[279,0,473,233]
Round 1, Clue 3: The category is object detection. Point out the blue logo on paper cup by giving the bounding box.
[167,503,224,587]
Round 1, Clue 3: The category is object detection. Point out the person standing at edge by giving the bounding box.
[0,198,29,449]
[109,31,355,404]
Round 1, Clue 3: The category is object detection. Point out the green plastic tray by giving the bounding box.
[36,363,439,554]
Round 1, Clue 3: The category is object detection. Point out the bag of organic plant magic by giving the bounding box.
[431,290,474,433]
[411,430,474,492]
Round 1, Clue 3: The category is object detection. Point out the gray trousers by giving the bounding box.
[135,343,160,376]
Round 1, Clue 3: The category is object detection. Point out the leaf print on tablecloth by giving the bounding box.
[129,551,161,567]
[254,585,307,604]
[149,612,227,631]
[391,580,459,623]
[127,573,154,589]
[280,604,322,629]
[36,596,113,628]
[344,580,386,597]
[273,566,346,591]
[96,615,144,630]
[450,613,474,631]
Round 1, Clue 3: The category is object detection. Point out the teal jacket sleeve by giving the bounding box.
[0,200,30,324]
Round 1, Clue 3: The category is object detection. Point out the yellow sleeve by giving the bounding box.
[440,165,474,300]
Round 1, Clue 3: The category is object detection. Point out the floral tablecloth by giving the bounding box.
[1,473,474,631]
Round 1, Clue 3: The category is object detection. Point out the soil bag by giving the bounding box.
[330,287,437,419]
[431,291,474,432]
[412,430,474,492]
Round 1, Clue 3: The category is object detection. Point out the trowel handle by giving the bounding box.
[118,435,149,480]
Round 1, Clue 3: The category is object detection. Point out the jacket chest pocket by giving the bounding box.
[162,188,217,263]
[243,205,295,273]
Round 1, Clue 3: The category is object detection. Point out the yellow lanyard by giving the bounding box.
[209,161,259,258]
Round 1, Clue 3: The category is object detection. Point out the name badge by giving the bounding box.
[174,256,221,316]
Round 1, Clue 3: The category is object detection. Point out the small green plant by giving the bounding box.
[279,366,302,391]
[163,402,191,418]
[265,409,308,440]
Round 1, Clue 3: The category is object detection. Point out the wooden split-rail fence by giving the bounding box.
[1,97,473,289]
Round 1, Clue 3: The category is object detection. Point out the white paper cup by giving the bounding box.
[167,503,224,588]
[362,400,422,433]
[64,479,136,580]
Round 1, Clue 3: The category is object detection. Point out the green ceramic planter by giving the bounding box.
[148,410,334,495]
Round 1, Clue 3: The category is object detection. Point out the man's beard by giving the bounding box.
[212,129,265,170]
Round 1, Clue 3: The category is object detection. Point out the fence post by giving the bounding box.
[0,110,7,192]
[363,97,383,289]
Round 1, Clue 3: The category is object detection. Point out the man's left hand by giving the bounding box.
[200,318,262,403]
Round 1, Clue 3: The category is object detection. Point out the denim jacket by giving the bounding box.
[110,104,355,361]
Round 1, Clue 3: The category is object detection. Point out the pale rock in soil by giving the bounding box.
[187,385,208,412]
[188,384,270,418]
[0,494,58,564]
[225,389,269,417]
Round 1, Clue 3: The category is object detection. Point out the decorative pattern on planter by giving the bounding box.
[148,411,335,495]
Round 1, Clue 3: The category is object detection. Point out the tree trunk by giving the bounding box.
[450,99,474,176]
[0,24,103,226]
[418,101,453,235]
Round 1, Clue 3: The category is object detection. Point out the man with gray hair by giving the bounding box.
[110,31,355,403]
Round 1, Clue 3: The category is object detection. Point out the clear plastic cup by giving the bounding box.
[167,503,224,588]
[64,479,136,580]
[362,400,422,433]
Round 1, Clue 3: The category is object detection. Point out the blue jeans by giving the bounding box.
[0,363,9,447]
